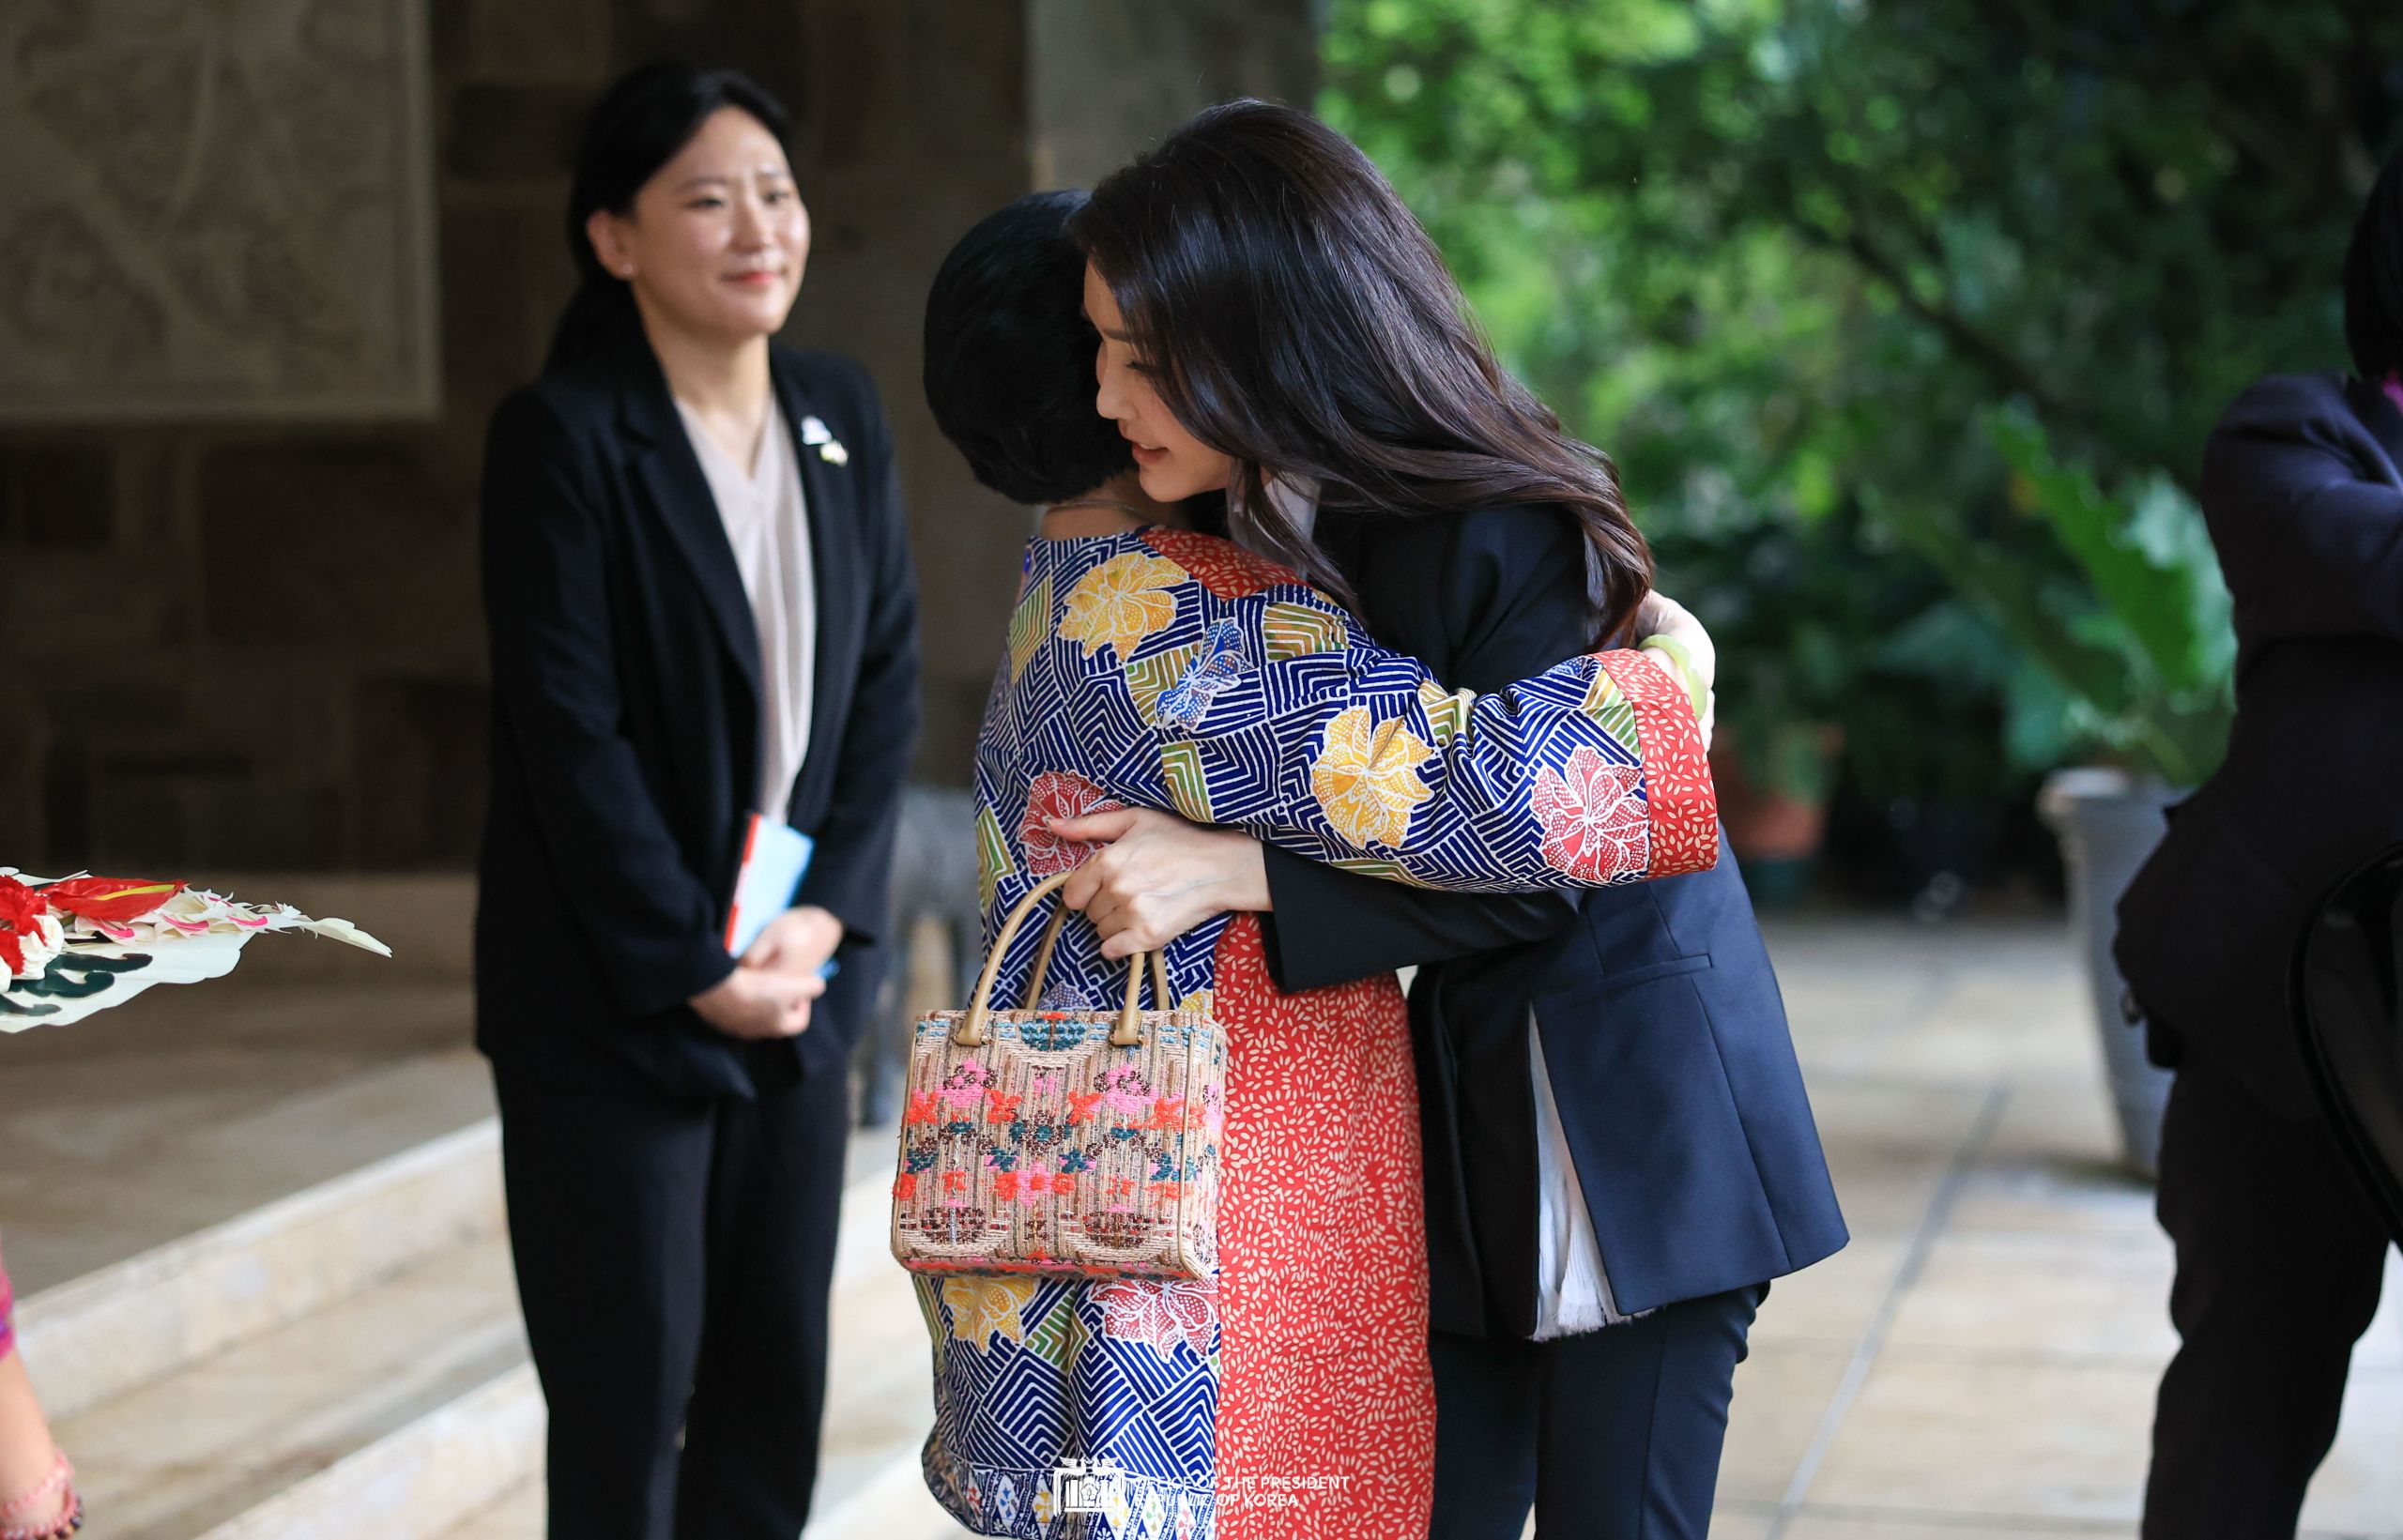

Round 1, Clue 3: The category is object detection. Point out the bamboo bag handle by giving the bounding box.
[955,868,1174,1050]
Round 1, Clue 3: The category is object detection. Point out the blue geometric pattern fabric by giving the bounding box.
[922,526,1711,1537]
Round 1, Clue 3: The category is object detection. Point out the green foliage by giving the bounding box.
[1871,409,2235,785]
[1323,0,2403,794]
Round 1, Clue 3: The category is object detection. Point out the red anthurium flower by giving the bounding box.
[0,873,43,974]
[38,877,187,923]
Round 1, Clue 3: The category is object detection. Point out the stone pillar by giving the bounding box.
[1030,0,1320,189]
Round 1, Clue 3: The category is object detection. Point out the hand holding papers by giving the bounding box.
[724,815,816,958]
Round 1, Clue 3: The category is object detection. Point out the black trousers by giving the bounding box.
[1428,1285,1763,1540]
[2143,1055,2392,1539]
[493,1044,850,1540]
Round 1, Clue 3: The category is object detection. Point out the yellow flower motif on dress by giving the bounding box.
[942,1274,1040,1351]
[1310,705,1436,849]
[1174,988,1215,1016]
[1059,553,1186,661]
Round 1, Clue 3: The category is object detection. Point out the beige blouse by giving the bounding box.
[674,395,818,817]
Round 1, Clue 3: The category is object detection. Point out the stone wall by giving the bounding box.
[0,0,1314,872]
[1030,0,1322,189]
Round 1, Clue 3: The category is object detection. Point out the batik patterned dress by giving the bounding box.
[918,526,1716,1539]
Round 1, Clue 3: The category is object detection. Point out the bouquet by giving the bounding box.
[0,870,389,1028]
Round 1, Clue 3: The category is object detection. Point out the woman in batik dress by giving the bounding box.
[914,194,1717,1540]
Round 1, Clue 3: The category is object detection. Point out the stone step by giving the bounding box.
[805,1447,980,1540]
[16,1074,503,1422]
[54,1234,532,1539]
[0,999,489,1297]
[453,1463,978,1540]
[52,1112,912,1538]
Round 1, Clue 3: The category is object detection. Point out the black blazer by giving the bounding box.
[1257,504,1847,1336]
[2118,371,2403,1118]
[474,332,920,1101]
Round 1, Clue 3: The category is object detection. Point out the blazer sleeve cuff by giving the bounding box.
[1257,846,1385,993]
[619,934,741,1023]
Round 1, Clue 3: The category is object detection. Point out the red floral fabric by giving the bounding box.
[1596,650,1721,875]
[1210,916,1433,1538]
[1097,1276,1219,1363]
[1532,749,1650,881]
[1139,527,1295,600]
[1018,770,1125,877]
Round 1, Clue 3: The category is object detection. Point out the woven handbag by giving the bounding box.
[890,868,1224,1280]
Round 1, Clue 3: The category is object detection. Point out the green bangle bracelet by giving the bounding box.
[1637,634,1710,717]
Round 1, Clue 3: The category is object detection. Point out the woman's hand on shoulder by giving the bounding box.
[1634,590,1716,694]
[1634,588,1718,749]
[1048,808,1269,960]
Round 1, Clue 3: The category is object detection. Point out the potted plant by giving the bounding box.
[1656,503,2006,910]
[1871,406,2235,1176]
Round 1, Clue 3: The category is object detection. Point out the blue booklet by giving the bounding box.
[724,815,816,959]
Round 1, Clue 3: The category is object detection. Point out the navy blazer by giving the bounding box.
[2117,371,2403,1118]
[474,333,921,1101]
[1258,504,1847,1336]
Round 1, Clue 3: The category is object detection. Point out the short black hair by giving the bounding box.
[2346,145,2403,383]
[924,191,1132,505]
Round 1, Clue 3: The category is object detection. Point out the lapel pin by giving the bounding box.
[799,414,847,464]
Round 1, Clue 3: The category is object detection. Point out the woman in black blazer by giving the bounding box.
[1060,102,1845,1540]
[2116,149,2403,1540]
[475,64,917,1539]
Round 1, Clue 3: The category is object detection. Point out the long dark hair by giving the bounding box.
[1069,99,1651,643]
[545,63,793,375]
[2346,146,2403,385]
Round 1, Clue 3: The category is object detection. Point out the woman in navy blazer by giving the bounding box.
[475,64,917,1539]
[1062,102,1846,1540]
[2116,149,2403,1540]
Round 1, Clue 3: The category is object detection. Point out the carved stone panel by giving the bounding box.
[0,0,440,421]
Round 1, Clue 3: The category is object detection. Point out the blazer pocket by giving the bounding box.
[1591,953,1714,996]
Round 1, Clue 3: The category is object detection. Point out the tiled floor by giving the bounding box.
[1743,916,2403,1540]
[784,913,2403,1538]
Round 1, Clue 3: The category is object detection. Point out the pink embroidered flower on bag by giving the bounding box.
[1532,747,1649,881]
[1018,770,1123,877]
[1096,1276,1218,1362]
[940,1061,990,1113]
[1099,1065,1156,1119]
